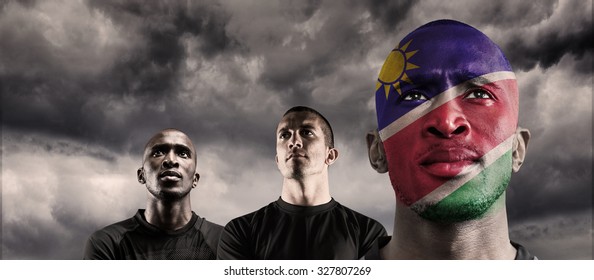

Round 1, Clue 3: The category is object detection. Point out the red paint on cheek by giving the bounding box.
[383,79,519,205]
[465,80,519,145]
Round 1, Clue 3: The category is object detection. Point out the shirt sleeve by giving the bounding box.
[217,217,254,260]
[358,217,388,259]
[82,231,118,260]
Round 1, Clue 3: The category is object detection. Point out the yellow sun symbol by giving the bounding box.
[376,40,420,99]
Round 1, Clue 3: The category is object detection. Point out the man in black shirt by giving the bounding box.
[84,129,223,259]
[218,106,386,259]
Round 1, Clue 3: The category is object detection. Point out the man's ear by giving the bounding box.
[192,173,200,189]
[366,130,388,173]
[325,147,339,165]
[137,167,146,184]
[512,127,531,172]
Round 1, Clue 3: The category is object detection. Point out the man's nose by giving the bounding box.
[162,151,179,168]
[423,101,470,139]
[288,134,303,149]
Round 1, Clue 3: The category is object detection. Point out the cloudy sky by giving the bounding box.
[1,0,591,260]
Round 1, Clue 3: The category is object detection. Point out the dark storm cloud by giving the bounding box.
[508,155,592,220]
[507,123,592,221]
[88,0,236,84]
[252,1,379,106]
[498,1,592,73]
[87,0,235,58]
[464,0,557,28]
[1,0,36,9]
[505,21,592,73]
[509,210,592,259]
[1,0,239,152]
[366,0,416,30]
[3,130,118,163]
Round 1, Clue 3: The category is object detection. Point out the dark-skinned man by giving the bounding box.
[84,129,222,259]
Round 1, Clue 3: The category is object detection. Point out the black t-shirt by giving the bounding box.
[83,209,223,260]
[217,198,387,260]
[364,236,537,260]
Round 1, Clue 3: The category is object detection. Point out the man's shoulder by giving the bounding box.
[511,241,537,260]
[195,215,224,239]
[88,215,139,242]
[332,201,388,246]
[225,202,278,227]
[220,201,279,241]
[217,202,277,260]
[364,235,392,260]
[191,214,225,255]
[197,216,224,233]
[333,201,384,226]
[83,214,139,259]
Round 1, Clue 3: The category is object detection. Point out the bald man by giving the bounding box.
[84,129,222,259]
[366,20,535,259]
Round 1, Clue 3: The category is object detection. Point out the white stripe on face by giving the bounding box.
[410,134,515,214]
[379,71,516,141]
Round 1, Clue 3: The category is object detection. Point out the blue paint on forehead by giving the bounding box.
[376,20,513,131]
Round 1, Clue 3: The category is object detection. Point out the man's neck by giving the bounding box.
[382,197,516,259]
[280,172,331,206]
[144,196,193,231]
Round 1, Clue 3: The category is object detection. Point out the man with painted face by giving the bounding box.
[218,106,386,259]
[365,20,534,259]
[83,129,223,259]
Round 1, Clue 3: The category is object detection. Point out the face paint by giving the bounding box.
[375,20,519,223]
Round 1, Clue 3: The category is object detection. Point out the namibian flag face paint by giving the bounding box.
[375,20,519,223]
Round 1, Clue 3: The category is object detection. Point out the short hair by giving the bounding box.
[283,106,335,148]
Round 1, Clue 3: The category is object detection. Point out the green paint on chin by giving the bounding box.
[420,151,512,223]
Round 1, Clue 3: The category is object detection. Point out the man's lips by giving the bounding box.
[159,170,182,181]
[418,149,480,178]
[286,153,307,161]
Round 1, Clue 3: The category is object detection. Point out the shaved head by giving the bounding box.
[143,128,197,165]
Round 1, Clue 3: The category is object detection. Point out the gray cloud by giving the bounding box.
[1,0,242,151]
[509,210,592,259]
[1,0,591,259]
[366,0,416,30]
[495,0,592,73]
[459,0,557,28]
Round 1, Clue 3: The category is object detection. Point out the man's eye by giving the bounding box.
[401,91,428,101]
[279,132,290,139]
[300,130,313,137]
[151,150,164,157]
[178,151,190,158]
[465,89,493,99]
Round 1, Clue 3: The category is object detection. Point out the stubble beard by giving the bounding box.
[392,165,512,224]
[289,168,305,180]
[284,160,307,180]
